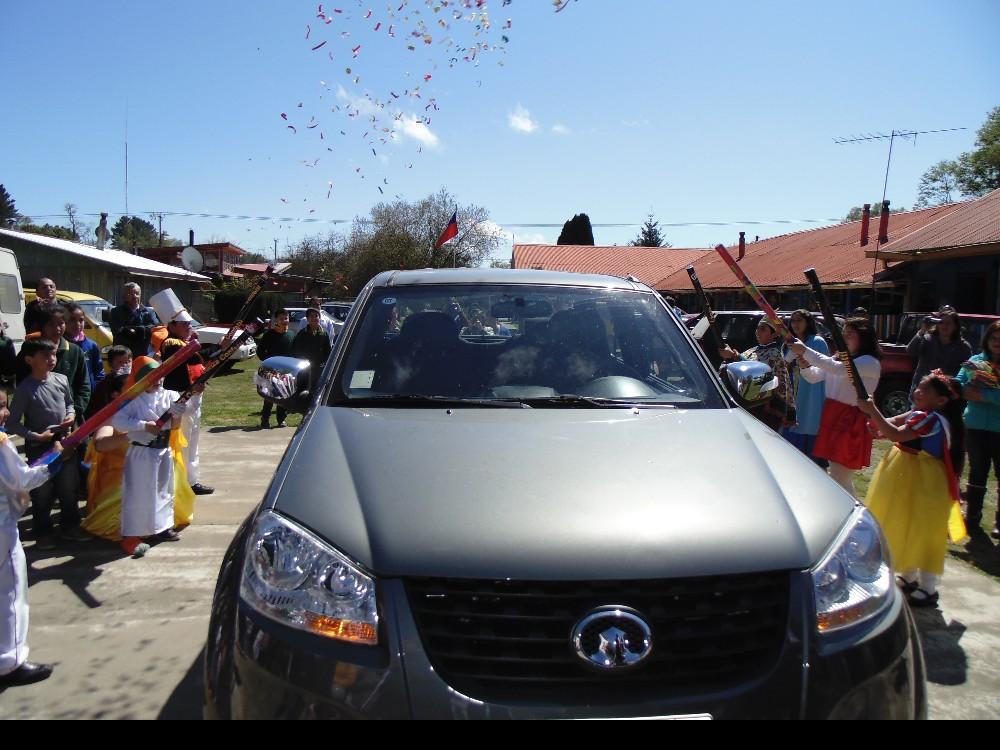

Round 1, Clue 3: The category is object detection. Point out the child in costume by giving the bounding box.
[789,317,882,497]
[0,390,62,687]
[110,357,187,557]
[858,371,967,608]
[82,374,196,542]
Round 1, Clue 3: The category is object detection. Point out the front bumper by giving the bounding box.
[216,576,924,720]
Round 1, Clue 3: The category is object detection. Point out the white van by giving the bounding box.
[0,246,26,353]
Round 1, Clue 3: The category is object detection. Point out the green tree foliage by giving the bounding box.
[111,215,159,250]
[0,184,18,226]
[19,223,77,241]
[843,201,905,223]
[557,213,595,245]
[914,106,1000,207]
[631,213,672,247]
[280,189,501,296]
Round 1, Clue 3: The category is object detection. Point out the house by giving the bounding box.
[138,242,247,277]
[0,228,211,307]
[511,244,708,291]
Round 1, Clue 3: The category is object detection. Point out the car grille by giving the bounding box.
[405,572,790,705]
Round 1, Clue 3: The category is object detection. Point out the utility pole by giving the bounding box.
[273,239,278,263]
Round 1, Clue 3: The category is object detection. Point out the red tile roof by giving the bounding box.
[655,203,965,293]
[512,244,708,288]
[870,188,1000,257]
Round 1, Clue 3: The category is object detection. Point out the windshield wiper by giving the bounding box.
[341,395,532,408]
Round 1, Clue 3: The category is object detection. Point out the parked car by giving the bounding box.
[206,269,926,720]
[0,246,26,354]
[192,317,258,369]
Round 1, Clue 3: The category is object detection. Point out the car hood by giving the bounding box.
[270,406,855,580]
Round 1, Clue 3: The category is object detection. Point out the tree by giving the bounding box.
[913,106,1000,207]
[0,184,18,227]
[631,213,671,247]
[281,189,501,296]
[557,213,595,245]
[111,215,159,250]
[843,201,906,223]
[19,223,77,241]
[914,161,960,208]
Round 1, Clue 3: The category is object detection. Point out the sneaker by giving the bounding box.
[61,526,92,543]
[191,483,215,496]
[276,421,287,428]
[34,533,57,551]
[260,420,270,430]
[992,526,1000,540]
[131,543,151,559]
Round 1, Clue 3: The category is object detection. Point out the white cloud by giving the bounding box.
[512,232,551,245]
[398,115,440,148]
[551,124,571,136]
[508,104,538,134]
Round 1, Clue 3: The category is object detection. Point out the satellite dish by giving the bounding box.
[181,246,204,273]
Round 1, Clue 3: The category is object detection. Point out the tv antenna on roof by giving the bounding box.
[833,126,967,297]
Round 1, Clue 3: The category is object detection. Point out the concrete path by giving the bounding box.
[0,425,998,719]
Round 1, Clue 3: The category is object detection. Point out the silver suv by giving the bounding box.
[206,269,926,720]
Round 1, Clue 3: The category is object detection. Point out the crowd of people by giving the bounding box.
[1,278,210,688]
[719,306,1000,610]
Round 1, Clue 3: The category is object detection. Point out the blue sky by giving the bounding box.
[3,0,998,263]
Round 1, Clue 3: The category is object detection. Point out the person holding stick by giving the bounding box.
[857,371,966,607]
[719,319,792,431]
[111,357,188,558]
[782,310,829,466]
[789,318,882,496]
[0,390,62,688]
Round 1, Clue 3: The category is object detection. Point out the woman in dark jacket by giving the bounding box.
[907,310,972,395]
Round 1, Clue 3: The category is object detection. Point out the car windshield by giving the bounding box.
[77,300,111,324]
[333,284,724,407]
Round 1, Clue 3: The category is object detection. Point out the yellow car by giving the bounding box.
[23,290,114,351]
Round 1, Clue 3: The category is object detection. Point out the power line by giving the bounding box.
[17,210,845,229]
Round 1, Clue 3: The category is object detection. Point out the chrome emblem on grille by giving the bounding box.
[571,607,652,671]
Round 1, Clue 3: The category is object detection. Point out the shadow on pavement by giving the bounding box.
[912,607,968,686]
[949,532,1000,578]
[21,521,124,609]
[159,646,206,720]
[207,426,261,434]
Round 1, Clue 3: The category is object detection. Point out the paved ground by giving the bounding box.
[1,425,999,719]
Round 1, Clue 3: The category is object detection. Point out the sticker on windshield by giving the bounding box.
[350,370,375,389]
[382,297,396,305]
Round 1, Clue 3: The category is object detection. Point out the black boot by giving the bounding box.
[965,484,986,534]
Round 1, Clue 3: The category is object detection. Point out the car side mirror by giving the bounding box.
[255,356,312,414]
[101,308,111,324]
[720,360,778,409]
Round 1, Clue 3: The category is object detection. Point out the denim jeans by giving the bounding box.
[25,445,80,536]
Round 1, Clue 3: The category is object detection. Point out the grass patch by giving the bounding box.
[199,363,304,429]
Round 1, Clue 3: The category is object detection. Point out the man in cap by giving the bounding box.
[148,289,213,496]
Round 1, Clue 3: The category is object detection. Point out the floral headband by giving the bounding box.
[929,368,961,400]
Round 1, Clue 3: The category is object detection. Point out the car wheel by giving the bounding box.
[878,381,911,418]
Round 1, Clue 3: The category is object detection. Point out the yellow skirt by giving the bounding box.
[82,430,196,541]
[864,447,964,576]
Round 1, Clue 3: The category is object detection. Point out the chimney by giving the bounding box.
[877,200,890,243]
[737,232,746,261]
[860,204,871,246]
[189,230,195,246]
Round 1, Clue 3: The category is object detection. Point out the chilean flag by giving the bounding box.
[435,211,458,248]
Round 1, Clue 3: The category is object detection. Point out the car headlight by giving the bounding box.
[240,511,378,645]
[812,507,893,634]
